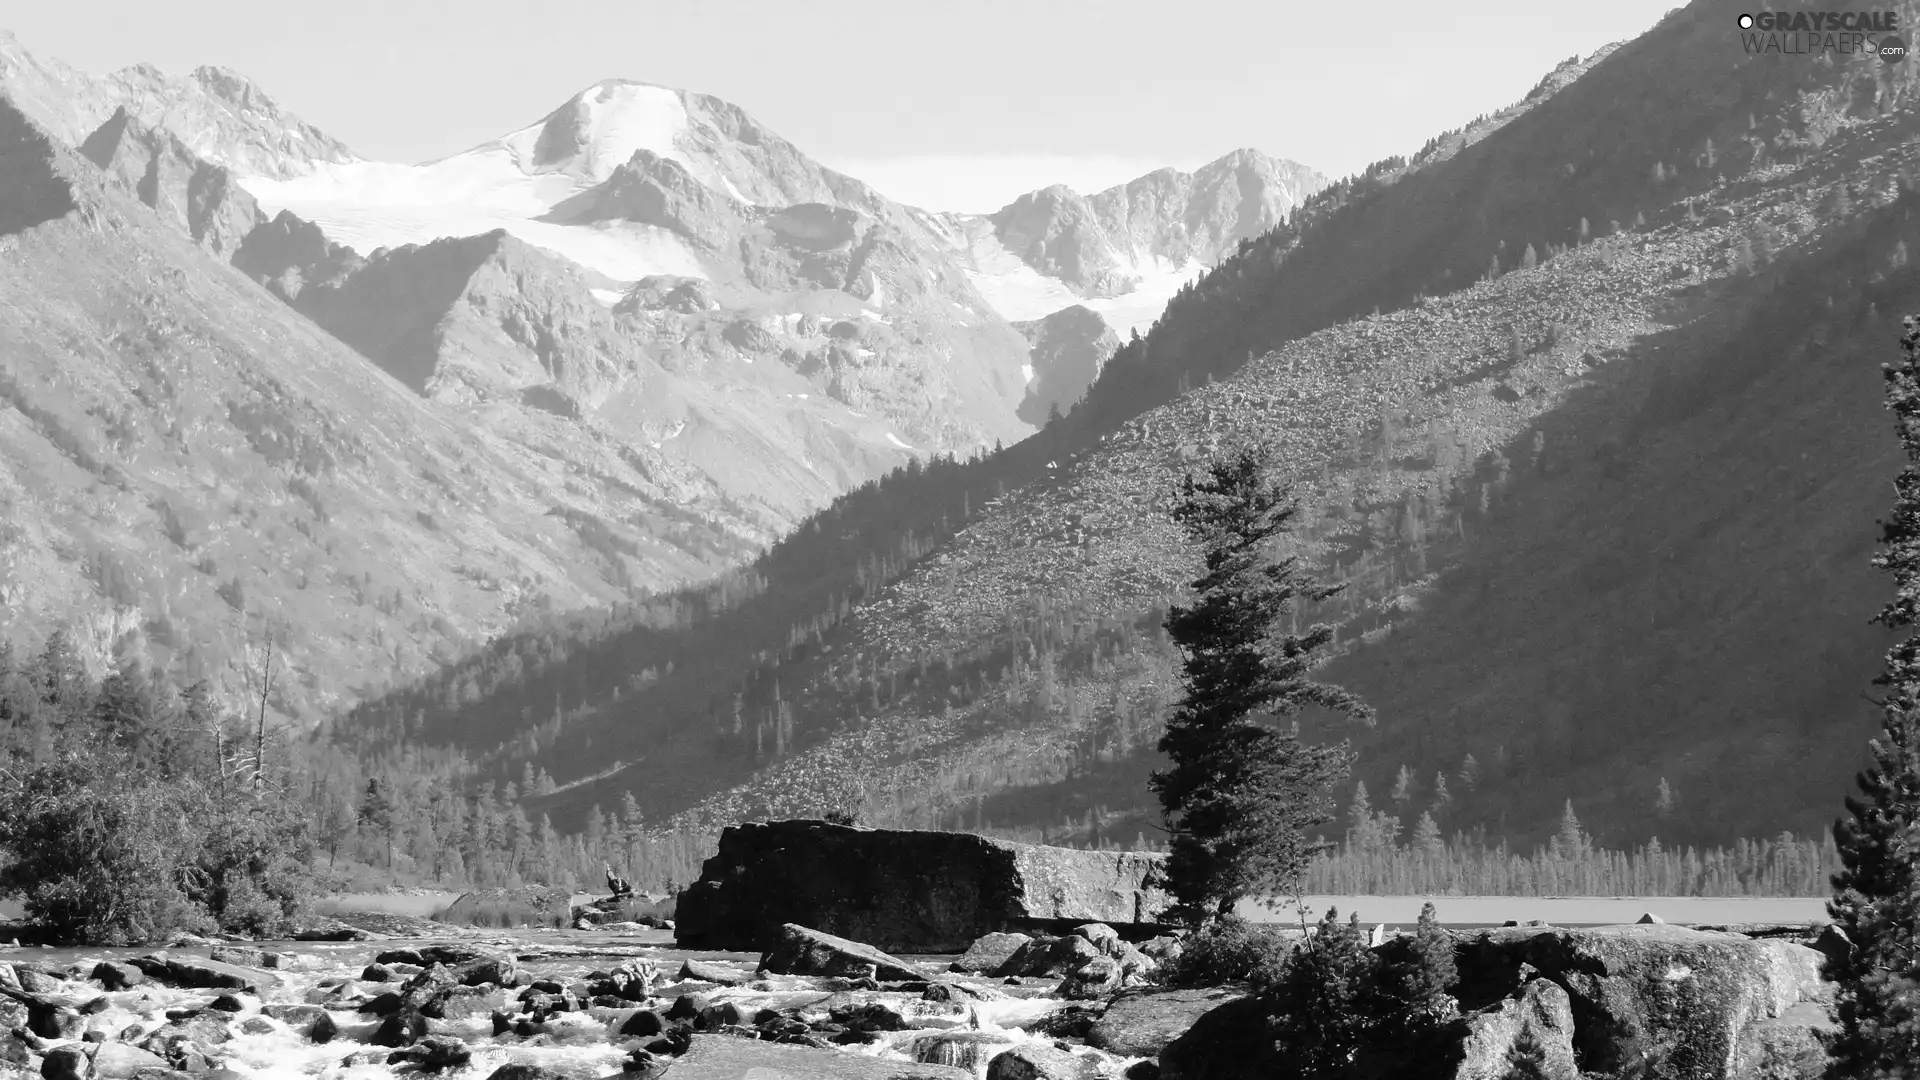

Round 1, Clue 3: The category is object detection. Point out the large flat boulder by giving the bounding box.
[438,886,571,928]
[758,923,926,983]
[1454,923,1831,1078]
[658,1034,971,1078]
[1162,924,1834,1080]
[1088,985,1249,1058]
[674,820,1173,951]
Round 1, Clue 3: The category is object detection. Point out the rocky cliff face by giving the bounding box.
[1014,305,1120,423]
[79,107,265,257]
[925,149,1328,337]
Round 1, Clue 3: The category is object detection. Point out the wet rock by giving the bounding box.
[663,1034,972,1077]
[910,1031,1018,1070]
[481,1066,571,1080]
[0,1032,29,1068]
[261,1005,336,1044]
[664,994,709,1022]
[759,924,924,982]
[618,1009,666,1037]
[985,1045,1100,1080]
[951,933,1033,974]
[827,1001,910,1033]
[1058,956,1123,1000]
[90,1043,169,1080]
[1124,1063,1160,1080]
[204,950,263,971]
[0,997,26,1031]
[359,965,394,983]
[129,958,276,996]
[89,964,144,993]
[399,964,460,1012]
[15,969,63,995]
[30,1004,86,1040]
[236,1019,273,1036]
[357,992,402,1016]
[385,1035,470,1072]
[40,1046,90,1080]
[695,1001,747,1029]
[424,985,503,1021]
[204,997,244,1014]
[995,935,1102,978]
[921,981,983,1004]
[453,955,517,988]
[369,1008,428,1048]
[78,998,111,1016]
[676,960,744,986]
[1088,986,1249,1058]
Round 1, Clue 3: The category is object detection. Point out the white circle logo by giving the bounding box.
[1738,13,1755,28]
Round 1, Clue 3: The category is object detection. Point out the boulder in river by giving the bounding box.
[259,1004,337,1044]
[951,933,1032,974]
[40,1045,90,1080]
[89,1042,169,1080]
[758,923,925,983]
[90,963,143,992]
[675,820,1174,951]
[910,1030,1018,1071]
[986,1044,1102,1080]
[661,1034,971,1078]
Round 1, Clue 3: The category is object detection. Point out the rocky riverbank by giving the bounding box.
[0,912,1844,1080]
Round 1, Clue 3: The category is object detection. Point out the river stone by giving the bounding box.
[676,960,744,986]
[15,969,63,995]
[0,997,28,1031]
[481,1067,571,1080]
[40,1046,90,1080]
[30,1004,85,1040]
[386,1035,470,1072]
[205,950,264,971]
[675,820,1174,951]
[996,935,1102,978]
[0,1032,28,1067]
[759,924,925,982]
[1058,957,1124,1000]
[985,1044,1101,1080]
[910,1031,1017,1070]
[261,1005,336,1043]
[617,1009,665,1037]
[951,933,1032,974]
[90,1043,170,1080]
[1088,985,1250,1058]
[370,1009,427,1047]
[661,1034,970,1078]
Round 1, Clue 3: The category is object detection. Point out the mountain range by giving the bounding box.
[324,0,1920,853]
[0,29,1324,723]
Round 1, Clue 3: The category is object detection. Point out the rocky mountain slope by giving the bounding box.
[0,91,767,723]
[0,32,355,178]
[344,0,1920,851]
[923,150,1328,340]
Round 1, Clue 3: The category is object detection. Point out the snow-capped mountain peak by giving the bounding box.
[496,79,700,187]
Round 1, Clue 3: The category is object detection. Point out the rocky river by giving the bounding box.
[0,919,1173,1080]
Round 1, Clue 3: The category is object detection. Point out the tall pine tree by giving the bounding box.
[1828,314,1920,1076]
[1150,447,1373,922]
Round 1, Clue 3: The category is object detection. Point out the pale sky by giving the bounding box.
[7,0,1683,212]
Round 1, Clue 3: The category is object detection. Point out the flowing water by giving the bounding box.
[3,928,1114,1080]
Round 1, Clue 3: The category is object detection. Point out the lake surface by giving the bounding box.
[1240,894,1830,928]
